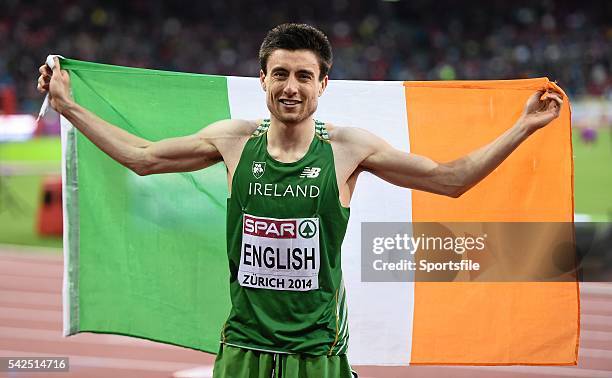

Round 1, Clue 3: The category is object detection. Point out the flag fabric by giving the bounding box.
[58,58,578,365]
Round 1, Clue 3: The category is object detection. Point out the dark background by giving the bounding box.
[1,0,610,113]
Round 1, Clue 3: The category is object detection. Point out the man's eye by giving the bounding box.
[273,72,287,78]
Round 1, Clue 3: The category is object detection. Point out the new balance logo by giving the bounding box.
[300,167,321,178]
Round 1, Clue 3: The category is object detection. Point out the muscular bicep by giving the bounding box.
[143,132,221,174]
[358,134,461,196]
[139,119,250,175]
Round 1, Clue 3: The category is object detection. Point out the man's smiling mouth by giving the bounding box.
[279,99,302,105]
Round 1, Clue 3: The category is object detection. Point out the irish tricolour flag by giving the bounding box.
[58,58,577,365]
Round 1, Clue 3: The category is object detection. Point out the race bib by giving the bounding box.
[238,213,320,291]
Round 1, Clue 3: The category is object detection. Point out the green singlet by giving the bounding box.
[219,119,351,371]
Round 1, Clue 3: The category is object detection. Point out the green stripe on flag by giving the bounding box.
[63,58,232,352]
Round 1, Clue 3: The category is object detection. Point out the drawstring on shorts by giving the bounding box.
[271,353,282,378]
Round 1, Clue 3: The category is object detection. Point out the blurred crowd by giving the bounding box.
[0,0,610,114]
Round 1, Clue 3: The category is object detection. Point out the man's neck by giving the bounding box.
[267,116,316,162]
[268,116,315,149]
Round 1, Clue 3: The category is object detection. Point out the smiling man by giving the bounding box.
[37,23,563,378]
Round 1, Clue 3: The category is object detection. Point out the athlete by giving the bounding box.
[37,23,563,378]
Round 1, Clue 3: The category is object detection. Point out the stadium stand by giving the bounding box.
[0,0,610,114]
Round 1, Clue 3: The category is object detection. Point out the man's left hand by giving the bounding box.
[518,89,564,135]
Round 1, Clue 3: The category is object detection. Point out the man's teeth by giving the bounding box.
[280,100,301,105]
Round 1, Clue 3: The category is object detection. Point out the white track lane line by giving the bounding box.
[0,289,61,306]
[0,248,62,261]
[0,306,60,322]
[581,314,612,330]
[581,283,612,296]
[0,260,61,278]
[172,365,214,378]
[581,330,612,342]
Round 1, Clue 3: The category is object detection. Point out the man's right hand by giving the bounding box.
[35,57,252,177]
[37,57,72,114]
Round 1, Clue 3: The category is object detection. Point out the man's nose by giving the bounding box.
[282,76,299,97]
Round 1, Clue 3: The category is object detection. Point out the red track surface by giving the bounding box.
[1,248,610,378]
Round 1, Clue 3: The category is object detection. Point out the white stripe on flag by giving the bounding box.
[227,77,267,120]
[226,77,414,364]
[317,80,414,365]
[60,115,74,337]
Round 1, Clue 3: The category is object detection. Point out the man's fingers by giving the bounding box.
[548,99,561,113]
[544,89,563,102]
[36,74,50,90]
[549,94,563,106]
[529,91,541,103]
[538,90,564,113]
[37,77,49,93]
[543,97,562,117]
[524,90,544,111]
[37,58,61,95]
[39,65,52,80]
[543,93,563,110]
[534,89,547,101]
[52,57,61,73]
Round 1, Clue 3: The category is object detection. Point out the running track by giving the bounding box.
[1,247,611,378]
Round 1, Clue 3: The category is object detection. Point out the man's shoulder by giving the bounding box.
[326,123,377,146]
[199,119,259,137]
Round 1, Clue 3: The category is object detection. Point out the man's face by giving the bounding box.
[260,49,328,125]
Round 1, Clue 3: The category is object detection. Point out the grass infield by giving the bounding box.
[0,137,62,248]
[0,136,62,162]
[572,128,612,221]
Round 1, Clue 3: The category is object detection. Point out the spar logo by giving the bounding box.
[244,215,296,239]
[252,161,266,179]
[243,215,318,239]
[299,220,316,238]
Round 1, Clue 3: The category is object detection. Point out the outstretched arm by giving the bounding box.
[37,57,238,175]
[356,89,564,197]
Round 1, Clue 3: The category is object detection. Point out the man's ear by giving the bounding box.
[260,70,266,91]
[318,75,329,96]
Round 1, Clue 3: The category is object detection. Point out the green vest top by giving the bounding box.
[222,119,351,355]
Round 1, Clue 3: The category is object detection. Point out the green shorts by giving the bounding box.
[213,344,357,378]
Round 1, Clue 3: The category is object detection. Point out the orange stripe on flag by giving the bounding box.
[405,78,578,364]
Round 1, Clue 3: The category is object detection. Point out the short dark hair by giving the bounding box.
[259,23,333,81]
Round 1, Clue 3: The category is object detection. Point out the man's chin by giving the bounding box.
[268,106,315,125]
[276,113,305,125]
